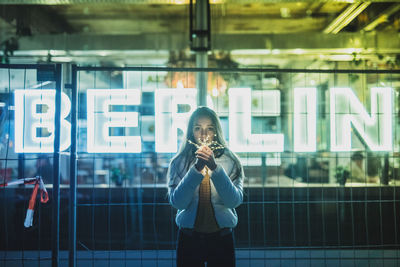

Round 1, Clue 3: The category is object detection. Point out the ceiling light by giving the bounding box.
[331,2,370,34]
[323,2,370,34]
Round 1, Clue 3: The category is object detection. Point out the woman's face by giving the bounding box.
[192,116,215,144]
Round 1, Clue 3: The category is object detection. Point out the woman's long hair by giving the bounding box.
[171,106,242,181]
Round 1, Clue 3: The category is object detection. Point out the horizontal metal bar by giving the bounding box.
[0,63,55,69]
[74,65,400,74]
[14,32,400,53]
[75,199,400,207]
[1,248,399,260]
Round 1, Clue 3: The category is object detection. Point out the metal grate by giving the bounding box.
[1,64,400,266]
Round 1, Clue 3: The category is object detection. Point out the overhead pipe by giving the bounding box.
[324,2,371,34]
[363,4,400,32]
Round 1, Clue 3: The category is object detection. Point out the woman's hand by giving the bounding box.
[195,145,217,171]
[194,158,206,172]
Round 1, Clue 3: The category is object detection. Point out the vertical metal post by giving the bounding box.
[261,153,267,185]
[52,64,62,267]
[382,153,389,185]
[193,0,210,106]
[196,55,207,106]
[17,154,25,180]
[69,65,78,267]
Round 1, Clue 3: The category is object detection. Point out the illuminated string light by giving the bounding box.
[188,134,225,151]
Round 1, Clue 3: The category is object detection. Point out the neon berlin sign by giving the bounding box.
[14,87,393,153]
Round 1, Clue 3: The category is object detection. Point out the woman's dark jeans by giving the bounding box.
[177,228,235,267]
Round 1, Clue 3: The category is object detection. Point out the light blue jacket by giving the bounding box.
[168,152,244,229]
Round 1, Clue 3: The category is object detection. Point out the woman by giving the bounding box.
[167,106,244,267]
